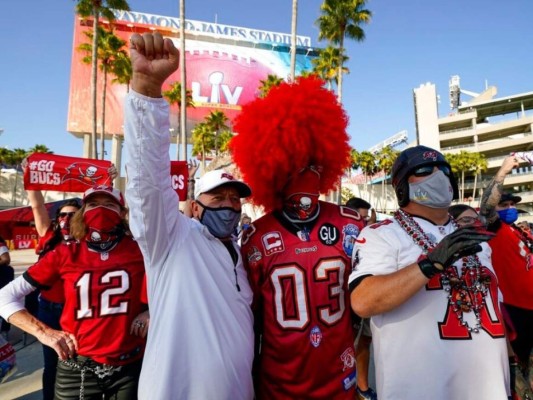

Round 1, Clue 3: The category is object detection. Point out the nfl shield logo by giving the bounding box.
[309,325,322,348]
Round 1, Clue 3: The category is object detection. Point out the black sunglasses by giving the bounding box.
[58,212,76,218]
[412,165,450,178]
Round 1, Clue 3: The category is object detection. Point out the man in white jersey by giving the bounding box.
[124,33,254,400]
[349,145,510,399]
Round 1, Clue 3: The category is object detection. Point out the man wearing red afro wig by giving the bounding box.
[231,76,366,399]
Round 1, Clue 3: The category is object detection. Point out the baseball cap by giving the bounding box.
[194,170,251,200]
[83,185,125,206]
[499,192,521,205]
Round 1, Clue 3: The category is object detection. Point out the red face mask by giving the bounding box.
[284,193,320,220]
[83,206,123,252]
[282,167,321,221]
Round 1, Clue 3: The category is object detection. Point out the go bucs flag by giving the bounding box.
[24,153,112,192]
[170,161,188,200]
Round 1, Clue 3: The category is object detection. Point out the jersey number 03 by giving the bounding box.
[270,258,346,329]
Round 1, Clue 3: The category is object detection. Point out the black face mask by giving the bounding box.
[196,200,241,238]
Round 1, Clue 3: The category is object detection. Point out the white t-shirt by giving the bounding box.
[124,91,254,400]
[349,216,509,400]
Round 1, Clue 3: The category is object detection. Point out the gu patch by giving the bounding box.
[309,325,322,348]
[318,223,340,246]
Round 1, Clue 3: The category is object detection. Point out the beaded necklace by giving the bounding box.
[394,209,490,333]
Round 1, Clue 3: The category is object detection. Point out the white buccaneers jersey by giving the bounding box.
[349,217,509,400]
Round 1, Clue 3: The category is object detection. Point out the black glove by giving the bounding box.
[427,227,495,269]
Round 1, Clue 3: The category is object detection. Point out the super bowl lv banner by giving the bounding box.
[24,153,112,192]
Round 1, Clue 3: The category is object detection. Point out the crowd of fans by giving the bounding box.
[0,32,531,400]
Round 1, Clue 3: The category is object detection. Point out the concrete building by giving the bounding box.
[413,77,533,215]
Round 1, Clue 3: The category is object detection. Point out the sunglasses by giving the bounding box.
[412,165,451,178]
[58,212,76,218]
[456,216,479,225]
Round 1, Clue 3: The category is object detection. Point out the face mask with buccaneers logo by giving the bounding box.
[83,206,125,253]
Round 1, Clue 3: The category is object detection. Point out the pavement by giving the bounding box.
[1,249,42,400]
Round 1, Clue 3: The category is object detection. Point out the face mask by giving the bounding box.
[58,218,72,241]
[83,206,124,252]
[497,208,518,225]
[283,193,319,221]
[409,170,453,208]
[197,201,241,239]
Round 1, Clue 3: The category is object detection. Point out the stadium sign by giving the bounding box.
[113,10,312,47]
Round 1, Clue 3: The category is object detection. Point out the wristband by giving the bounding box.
[418,258,443,279]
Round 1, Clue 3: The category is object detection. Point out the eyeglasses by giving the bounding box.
[58,212,76,218]
[412,165,451,178]
[455,216,479,225]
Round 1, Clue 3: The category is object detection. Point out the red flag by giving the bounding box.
[24,153,112,192]
[170,161,188,200]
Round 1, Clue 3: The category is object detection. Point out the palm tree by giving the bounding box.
[290,0,298,81]
[217,130,234,154]
[28,145,53,154]
[376,146,398,211]
[191,123,215,171]
[79,26,128,159]
[258,74,284,98]
[111,50,132,91]
[470,153,488,203]
[312,46,349,90]
[446,151,475,202]
[205,111,230,157]
[352,149,377,202]
[10,148,28,206]
[316,0,372,102]
[75,0,130,159]
[0,147,13,167]
[163,82,195,160]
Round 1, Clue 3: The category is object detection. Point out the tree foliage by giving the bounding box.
[75,0,131,159]
[258,74,284,98]
[316,0,371,101]
[0,145,52,169]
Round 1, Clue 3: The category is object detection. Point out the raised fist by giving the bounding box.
[130,32,180,97]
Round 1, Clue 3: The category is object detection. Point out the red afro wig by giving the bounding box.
[230,76,351,212]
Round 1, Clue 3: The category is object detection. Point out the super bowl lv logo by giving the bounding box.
[192,71,243,105]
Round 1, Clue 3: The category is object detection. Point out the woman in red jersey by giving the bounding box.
[0,185,146,400]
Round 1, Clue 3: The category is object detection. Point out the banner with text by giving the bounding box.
[170,161,188,200]
[67,13,317,140]
[23,153,112,192]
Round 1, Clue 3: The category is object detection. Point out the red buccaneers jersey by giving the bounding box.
[24,236,146,365]
[242,201,365,399]
[489,223,533,310]
[36,227,65,303]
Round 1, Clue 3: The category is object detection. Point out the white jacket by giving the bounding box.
[124,91,254,400]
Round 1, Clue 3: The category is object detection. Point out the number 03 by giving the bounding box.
[270,258,346,329]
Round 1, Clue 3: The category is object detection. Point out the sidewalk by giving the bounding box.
[1,249,42,400]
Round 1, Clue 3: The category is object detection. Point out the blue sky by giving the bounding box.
[1,0,532,158]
